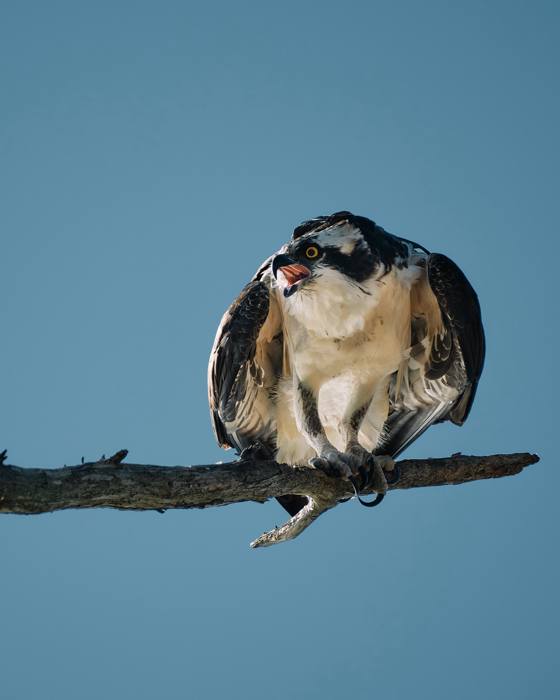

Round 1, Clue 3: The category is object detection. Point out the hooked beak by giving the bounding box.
[272,254,312,297]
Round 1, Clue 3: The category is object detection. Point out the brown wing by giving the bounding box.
[208,276,283,453]
[378,253,485,457]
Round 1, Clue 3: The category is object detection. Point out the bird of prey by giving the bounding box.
[208,211,485,515]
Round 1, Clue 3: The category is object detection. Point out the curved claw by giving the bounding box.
[349,476,386,508]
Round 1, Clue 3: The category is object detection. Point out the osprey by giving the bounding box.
[208,212,485,515]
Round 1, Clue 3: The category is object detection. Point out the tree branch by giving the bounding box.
[0,451,540,547]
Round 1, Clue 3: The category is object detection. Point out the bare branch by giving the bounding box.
[0,452,540,546]
[251,495,338,548]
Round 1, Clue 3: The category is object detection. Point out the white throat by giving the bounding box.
[277,266,384,338]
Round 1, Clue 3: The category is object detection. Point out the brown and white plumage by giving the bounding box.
[208,212,485,514]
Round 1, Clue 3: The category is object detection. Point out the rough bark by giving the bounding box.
[0,451,540,547]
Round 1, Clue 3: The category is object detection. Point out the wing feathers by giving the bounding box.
[208,279,281,450]
[379,250,485,456]
[427,253,485,385]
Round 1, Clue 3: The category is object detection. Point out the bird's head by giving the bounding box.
[271,211,405,299]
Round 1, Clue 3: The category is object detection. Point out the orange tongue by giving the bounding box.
[278,263,310,286]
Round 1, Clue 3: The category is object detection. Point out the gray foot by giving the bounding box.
[309,447,396,491]
[347,451,396,508]
[345,446,395,492]
[309,447,396,509]
[309,444,384,483]
[309,448,355,479]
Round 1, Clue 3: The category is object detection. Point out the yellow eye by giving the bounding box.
[305,245,320,260]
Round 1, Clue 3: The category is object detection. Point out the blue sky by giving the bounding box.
[1,2,558,698]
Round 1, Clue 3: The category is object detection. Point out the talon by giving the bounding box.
[349,477,386,508]
[345,452,392,508]
[356,458,374,490]
[356,465,368,490]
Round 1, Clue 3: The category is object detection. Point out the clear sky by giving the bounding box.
[1,1,558,698]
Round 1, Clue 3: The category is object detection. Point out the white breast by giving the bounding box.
[279,266,383,338]
[272,264,422,460]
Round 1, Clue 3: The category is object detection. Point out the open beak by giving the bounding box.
[272,254,312,297]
